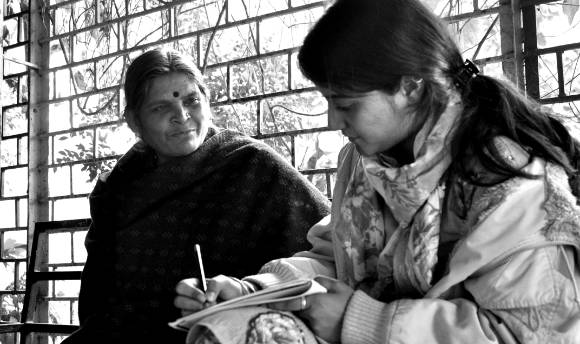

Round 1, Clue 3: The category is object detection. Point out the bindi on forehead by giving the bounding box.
[172,91,180,97]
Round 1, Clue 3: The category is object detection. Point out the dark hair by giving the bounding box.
[299,0,579,188]
[123,48,209,117]
[299,0,464,128]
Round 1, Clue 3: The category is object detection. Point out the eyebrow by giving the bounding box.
[144,91,200,107]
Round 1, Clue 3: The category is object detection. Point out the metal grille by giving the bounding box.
[1,0,579,335]
[1,0,31,332]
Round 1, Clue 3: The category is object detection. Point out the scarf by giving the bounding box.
[335,98,462,300]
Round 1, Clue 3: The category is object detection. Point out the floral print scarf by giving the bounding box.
[335,98,462,299]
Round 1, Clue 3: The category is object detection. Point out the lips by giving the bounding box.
[170,128,195,137]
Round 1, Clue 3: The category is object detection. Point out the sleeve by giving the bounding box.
[340,162,580,344]
[342,245,580,344]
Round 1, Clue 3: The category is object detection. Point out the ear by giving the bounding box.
[125,109,142,137]
[400,76,424,103]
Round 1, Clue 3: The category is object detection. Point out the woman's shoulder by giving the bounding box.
[215,129,279,154]
[460,136,531,184]
[448,137,580,244]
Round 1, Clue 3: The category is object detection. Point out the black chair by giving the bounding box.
[0,219,91,344]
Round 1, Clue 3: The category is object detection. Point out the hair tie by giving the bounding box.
[454,59,479,88]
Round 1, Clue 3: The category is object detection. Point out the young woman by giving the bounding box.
[174,0,580,343]
[62,48,330,344]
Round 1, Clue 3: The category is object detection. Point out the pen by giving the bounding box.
[195,244,208,292]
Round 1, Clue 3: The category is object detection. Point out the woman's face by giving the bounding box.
[134,72,211,164]
[320,87,420,158]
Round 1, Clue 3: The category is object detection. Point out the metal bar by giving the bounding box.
[521,0,561,6]
[41,1,325,44]
[19,322,79,334]
[521,1,540,99]
[214,87,318,106]
[299,167,337,176]
[254,127,335,140]
[556,51,565,97]
[48,194,91,202]
[444,6,501,24]
[539,93,580,104]
[28,0,51,248]
[528,42,580,56]
[291,135,296,167]
[46,156,120,170]
[3,56,41,70]
[29,271,82,282]
[1,3,3,169]
[0,323,24,333]
[3,40,29,50]
[499,0,523,88]
[47,44,301,75]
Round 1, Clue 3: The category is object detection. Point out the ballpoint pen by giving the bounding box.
[194,244,208,292]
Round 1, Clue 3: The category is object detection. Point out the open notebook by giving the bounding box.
[169,278,327,331]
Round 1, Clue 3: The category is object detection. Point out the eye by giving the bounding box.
[150,104,168,113]
[184,96,201,107]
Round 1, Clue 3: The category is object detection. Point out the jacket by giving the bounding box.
[247,139,580,344]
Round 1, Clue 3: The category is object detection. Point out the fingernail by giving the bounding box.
[206,291,216,303]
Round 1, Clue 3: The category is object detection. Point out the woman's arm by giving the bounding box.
[340,161,580,344]
[341,244,579,344]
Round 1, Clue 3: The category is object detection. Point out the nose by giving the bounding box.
[172,105,189,123]
[327,106,345,130]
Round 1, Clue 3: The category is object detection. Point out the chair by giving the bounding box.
[0,219,91,344]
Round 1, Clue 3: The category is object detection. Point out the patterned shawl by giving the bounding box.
[335,98,462,300]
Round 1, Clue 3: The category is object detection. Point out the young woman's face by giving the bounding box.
[320,87,420,158]
[135,72,211,164]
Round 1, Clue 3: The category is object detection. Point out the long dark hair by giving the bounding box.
[298,0,580,188]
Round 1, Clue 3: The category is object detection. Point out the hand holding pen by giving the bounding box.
[194,244,216,307]
[174,246,254,315]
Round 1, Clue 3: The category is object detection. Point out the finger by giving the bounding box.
[173,295,205,311]
[204,278,221,303]
[181,309,194,317]
[175,278,206,302]
[175,278,200,295]
[267,296,308,312]
[207,274,245,301]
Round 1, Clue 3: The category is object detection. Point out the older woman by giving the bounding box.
[62,48,330,344]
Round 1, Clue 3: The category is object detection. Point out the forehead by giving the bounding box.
[146,73,200,100]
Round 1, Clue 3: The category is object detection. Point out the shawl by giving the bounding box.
[64,128,330,344]
[335,98,462,300]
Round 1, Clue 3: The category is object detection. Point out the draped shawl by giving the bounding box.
[64,128,330,344]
